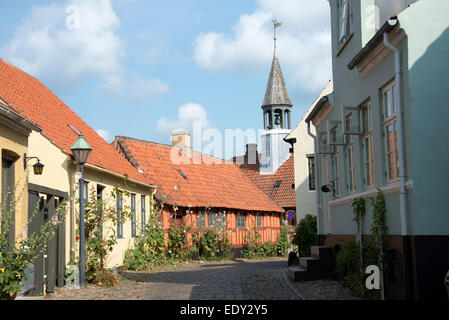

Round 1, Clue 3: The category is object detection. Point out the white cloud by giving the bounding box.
[194,0,332,92]
[96,128,111,142]
[102,74,169,100]
[156,103,212,135]
[2,0,168,99]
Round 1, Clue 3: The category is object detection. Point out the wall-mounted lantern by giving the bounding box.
[23,154,45,175]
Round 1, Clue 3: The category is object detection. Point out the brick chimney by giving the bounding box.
[171,130,191,156]
[246,143,258,165]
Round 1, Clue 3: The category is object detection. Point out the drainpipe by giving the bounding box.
[384,24,410,299]
[383,27,408,237]
[307,122,322,243]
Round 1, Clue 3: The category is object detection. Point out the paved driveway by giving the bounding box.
[46,258,301,300]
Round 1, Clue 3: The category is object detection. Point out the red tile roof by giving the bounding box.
[236,154,296,209]
[113,136,284,213]
[0,59,152,186]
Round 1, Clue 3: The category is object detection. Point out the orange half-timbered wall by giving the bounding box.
[159,206,281,248]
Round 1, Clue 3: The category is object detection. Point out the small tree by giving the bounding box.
[292,214,318,257]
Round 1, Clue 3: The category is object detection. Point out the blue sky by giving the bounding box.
[0,0,331,156]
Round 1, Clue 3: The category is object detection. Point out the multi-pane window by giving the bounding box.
[141,195,146,233]
[332,153,341,196]
[131,194,136,238]
[208,211,217,227]
[345,114,353,143]
[197,212,206,229]
[338,0,351,45]
[217,211,226,228]
[382,82,399,181]
[331,128,338,145]
[361,102,375,187]
[307,156,316,190]
[257,215,262,228]
[236,214,246,229]
[116,191,123,238]
[345,145,355,193]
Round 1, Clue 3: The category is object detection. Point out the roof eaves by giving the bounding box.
[0,100,42,132]
[348,19,399,70]
[305,96,329,124]
[83,162,156,190]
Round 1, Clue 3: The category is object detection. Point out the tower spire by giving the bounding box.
[272,19,282,58]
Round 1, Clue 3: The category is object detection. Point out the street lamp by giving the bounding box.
[70,133,92,287]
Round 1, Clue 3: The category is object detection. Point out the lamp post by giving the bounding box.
[70,133,92,287]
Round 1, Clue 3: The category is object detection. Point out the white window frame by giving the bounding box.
[332,153,341,197]
[361,101,376,188]
[345,144,356,193]
[338,0,351,45]
[382,81,399,182]
[307,155,316,191]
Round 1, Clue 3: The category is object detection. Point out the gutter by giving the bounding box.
[305,96,329,124]
[0,103,42,132]
[383,20,411,300]
[80,162,157,190]
[348,19,398,70]
[383,21,408,237]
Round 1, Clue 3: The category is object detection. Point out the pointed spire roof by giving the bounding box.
[262,56,292,108]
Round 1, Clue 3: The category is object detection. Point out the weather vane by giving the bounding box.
[272,19,282,57]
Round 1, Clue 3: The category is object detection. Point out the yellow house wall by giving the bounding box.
[28,131,73,266]
[0,122,29,242]
[28,131,71,192]
[70,166,155,269]
[27,131,155,269]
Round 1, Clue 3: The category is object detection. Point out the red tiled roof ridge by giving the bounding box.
[238,154,296,208]
[113,136,284,213]
[234,163,285,210]
[115,135,235,165]
[0,59,153,187]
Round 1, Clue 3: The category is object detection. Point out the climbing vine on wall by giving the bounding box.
[370,189,388,299]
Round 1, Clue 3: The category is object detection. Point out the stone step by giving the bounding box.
[299,257,319,269]
[311,246,333,259]
[287,266,308,282]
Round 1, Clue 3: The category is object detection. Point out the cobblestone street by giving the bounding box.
[46,258,303,300]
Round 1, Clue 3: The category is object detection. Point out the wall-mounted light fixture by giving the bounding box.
[23,154,44,175]
[321,181,336,197]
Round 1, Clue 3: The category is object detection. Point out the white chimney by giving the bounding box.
[171,131,191,156]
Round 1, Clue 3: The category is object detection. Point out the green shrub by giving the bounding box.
[242,227,289,259]
[167,219,192,261]
[0,184,68,299]
[192,227,231,260]
[123,213,166,271]
[335,240,380,299]
[292,214,318,257]
[274,226,289,257]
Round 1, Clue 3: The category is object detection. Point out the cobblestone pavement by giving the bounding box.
[291,280,359,300]
[46,258,302,300]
